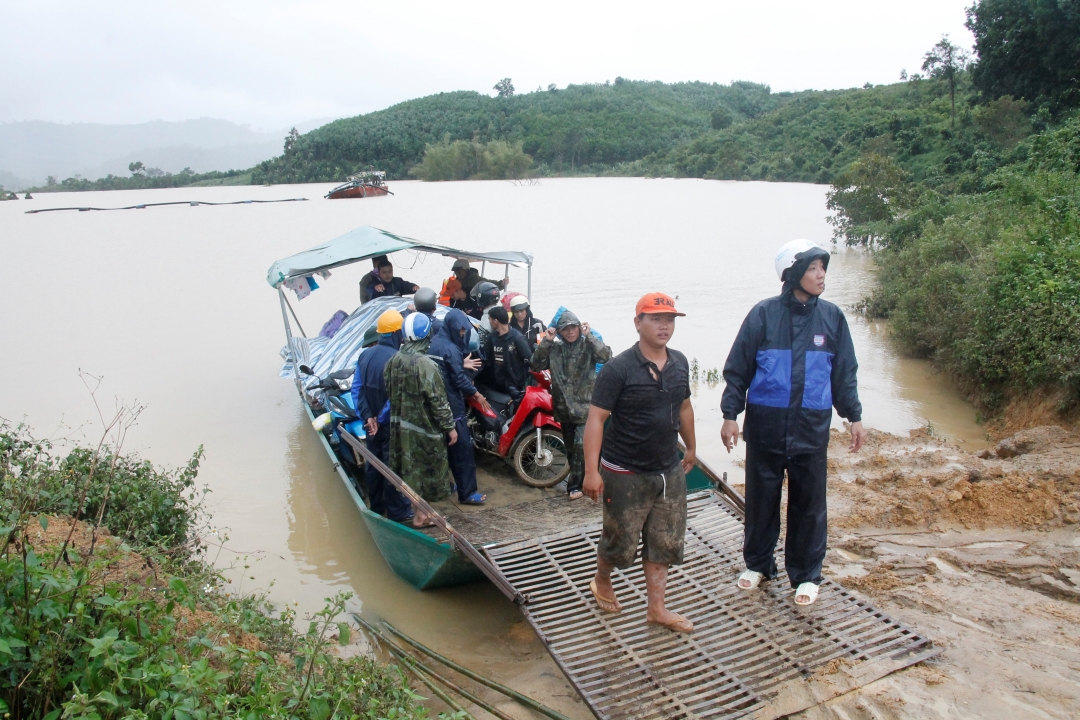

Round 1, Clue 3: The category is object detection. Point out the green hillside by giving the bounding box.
[249,80,781,183]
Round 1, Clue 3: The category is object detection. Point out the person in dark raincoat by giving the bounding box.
[508,295,545,346]
[720,238,865,607]
[530,310,612,499]
[384,312,458,526]
[351,310,413,523]
[428,309,490,505]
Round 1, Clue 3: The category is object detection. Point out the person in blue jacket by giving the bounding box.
[427,309,490,505]
[351,309,413,522]
[720,239,866,607]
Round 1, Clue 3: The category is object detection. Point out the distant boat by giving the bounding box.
[325,170,393,199]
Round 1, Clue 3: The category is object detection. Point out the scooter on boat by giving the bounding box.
[299,365,367,470]
[466,370,569,488]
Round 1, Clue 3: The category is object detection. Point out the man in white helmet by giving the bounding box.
[719,239,865,607]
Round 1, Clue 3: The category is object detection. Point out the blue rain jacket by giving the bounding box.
[721,292,862,455]
[352,335,399,423]
[427,309,477,419]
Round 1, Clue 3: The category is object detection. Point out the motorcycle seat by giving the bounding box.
[475,384,514,408]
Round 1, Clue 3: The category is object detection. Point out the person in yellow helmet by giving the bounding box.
[351,310,413,522]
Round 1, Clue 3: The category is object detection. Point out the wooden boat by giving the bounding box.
[325,170,392,199]
[268,225,534,589]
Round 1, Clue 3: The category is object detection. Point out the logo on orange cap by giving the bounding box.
[635,292,686,317]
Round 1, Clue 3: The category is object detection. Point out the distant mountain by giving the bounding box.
[0,117,335,188]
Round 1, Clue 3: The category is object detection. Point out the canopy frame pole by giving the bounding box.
[278,287,294,344]
[282,292,307,338]
[527,264,532,301]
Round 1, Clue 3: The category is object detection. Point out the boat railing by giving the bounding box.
[339,429,527,605]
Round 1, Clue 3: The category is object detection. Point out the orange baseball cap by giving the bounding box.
[636,292,685,317]
[445,278,463,294]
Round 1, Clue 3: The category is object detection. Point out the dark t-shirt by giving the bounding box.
[591,343,691,474]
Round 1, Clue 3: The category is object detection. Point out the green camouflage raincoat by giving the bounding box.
[530,311,613,424]
[384,337,455,502]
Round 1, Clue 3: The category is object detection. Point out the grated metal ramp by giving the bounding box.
[484,490,938,720]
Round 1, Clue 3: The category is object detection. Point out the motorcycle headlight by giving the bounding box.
[336,377,352,391]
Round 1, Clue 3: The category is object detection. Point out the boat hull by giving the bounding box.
[327,184,391,200]
[302,401,481,590]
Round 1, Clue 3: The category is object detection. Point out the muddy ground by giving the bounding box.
[765,424,1080,719]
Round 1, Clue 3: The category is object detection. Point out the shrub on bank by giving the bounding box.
[0,424,435,720]
[859,119,1080,412]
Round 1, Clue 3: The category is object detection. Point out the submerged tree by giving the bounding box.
[922,35,970,127]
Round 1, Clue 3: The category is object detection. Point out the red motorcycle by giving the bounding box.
[466,370,570,488]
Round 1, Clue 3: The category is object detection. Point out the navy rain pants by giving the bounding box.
[365,427,413,522]
[447,416,478,501]
[743,443,827,588]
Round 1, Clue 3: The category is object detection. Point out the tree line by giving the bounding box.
[824,0,1080,417]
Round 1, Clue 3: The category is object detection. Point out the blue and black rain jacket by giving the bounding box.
[721,293,862,455]
[427,309,477,419]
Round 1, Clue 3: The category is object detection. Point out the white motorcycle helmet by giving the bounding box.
[774,239,830,282]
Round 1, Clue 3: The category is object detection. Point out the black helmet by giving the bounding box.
[414,287,438,314]
[470,281,500,308]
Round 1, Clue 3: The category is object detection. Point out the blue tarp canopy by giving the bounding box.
[266,225,533,288]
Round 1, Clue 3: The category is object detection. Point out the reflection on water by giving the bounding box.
[0,178,986,712]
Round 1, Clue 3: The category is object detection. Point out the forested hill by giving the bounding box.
[250,80,782,183]
[249,76,1011,187]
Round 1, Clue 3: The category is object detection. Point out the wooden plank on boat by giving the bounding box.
[484,489,937,720]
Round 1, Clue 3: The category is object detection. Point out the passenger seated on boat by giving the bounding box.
[363,260,419,302]
[358,255,389,301]
[480,306,533,403]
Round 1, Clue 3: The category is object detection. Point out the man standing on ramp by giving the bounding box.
[583,293,697,634]
[720,239,865,606]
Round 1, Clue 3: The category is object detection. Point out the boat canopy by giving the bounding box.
[266,225,533,288]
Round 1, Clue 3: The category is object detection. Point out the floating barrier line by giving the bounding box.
[24,198,308,214]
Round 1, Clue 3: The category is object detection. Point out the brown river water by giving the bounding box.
[0,178,988,713]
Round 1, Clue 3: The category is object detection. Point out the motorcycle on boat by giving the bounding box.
[467,370,570,488]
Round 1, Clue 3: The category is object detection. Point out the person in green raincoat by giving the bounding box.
[531,310,612,499]
[384,312,457,526]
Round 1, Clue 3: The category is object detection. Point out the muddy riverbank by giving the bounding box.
[751,424,1080,719]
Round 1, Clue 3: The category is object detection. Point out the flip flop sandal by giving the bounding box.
[460,492,487,505]
[589,579,622,613]
[794,582,820,606]
[738,570,765,590]
[411,516,439,529]
[647,614,694,634]
[568,490,584,500]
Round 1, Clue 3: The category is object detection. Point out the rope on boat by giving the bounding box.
[354,614,508,720]
[24,198,308,214]
[382,621,574,720]
[338,429,526,604]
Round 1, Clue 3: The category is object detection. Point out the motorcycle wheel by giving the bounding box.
[511,428,571,488]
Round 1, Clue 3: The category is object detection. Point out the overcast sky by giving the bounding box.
[1,0,975,130]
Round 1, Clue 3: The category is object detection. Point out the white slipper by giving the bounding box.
[794,582,819,606]
[738,570,764,590]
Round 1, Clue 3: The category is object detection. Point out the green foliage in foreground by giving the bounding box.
[0,424,437,719]
[411,139,532,181]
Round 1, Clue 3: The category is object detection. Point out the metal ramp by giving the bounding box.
[484,490,938,720]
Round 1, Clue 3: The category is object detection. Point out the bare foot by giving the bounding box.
[412,514,437,529]
[590,578,621,613]
[646,608,694,633]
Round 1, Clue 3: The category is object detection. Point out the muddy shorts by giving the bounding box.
[597,463,687,569]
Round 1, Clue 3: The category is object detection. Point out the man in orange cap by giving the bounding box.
[583,292,697,634]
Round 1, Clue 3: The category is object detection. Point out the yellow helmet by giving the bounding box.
[376,310,404,334]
